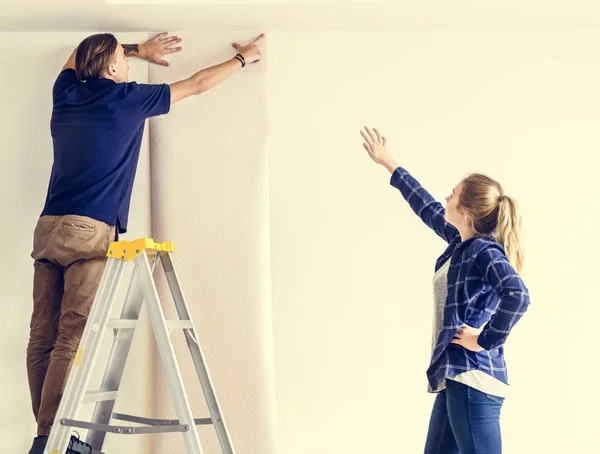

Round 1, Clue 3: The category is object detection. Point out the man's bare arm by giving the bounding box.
[170,58,244,104]
[62,47,77,72]
[170,33,264,105]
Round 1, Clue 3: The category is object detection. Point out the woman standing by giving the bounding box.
[360,126,530,454]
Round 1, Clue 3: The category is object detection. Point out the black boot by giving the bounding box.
[28,436,48,454]
[67,434,92,454]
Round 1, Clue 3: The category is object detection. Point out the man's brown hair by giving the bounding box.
[75,33,118,81]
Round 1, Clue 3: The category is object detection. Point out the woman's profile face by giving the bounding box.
[444,181,465,228]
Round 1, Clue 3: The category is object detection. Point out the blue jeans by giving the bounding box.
[424,380,504,454]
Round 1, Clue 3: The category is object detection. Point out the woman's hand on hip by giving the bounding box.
[360,126,398,173]
[451,324,484,352]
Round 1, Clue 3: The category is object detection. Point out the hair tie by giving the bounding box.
[498,194,506,202]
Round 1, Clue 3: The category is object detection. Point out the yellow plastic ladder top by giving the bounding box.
[107,238,175,261]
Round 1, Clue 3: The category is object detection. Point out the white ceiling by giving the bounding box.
[3,0,600,31]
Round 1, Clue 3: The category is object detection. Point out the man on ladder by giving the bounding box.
[27,31,264,454]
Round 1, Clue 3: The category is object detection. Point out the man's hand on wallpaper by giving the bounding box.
[125,32,183,66]
[232,33,265,64]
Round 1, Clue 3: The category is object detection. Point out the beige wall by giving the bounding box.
[0,32,155,454]
[3,29,600,454]
[148,32,278,454]
[267,31,600,454]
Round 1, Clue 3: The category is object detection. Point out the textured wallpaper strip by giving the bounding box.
[148,32,277,454]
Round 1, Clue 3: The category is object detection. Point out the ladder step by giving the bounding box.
[106,320,192,330]
[106,319,138,329]
[113,412,212,426]
[61,418,189,435]
[165,320,193,330]
[82,390,119,403]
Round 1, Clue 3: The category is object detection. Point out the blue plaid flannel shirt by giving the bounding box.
[390,167,530,392]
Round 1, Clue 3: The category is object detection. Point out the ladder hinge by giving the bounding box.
[107,238,175,261]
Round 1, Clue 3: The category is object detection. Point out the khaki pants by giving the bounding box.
[27,215,115,436]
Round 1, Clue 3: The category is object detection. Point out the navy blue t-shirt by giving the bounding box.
[42,69,170,234]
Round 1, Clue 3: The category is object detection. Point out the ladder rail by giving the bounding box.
[86,254,159,450]
[135,251,204,454]
[160,251,235,454]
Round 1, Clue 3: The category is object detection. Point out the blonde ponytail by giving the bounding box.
[496,195,524,275]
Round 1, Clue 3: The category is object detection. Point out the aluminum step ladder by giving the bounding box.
[45,238,234,454]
